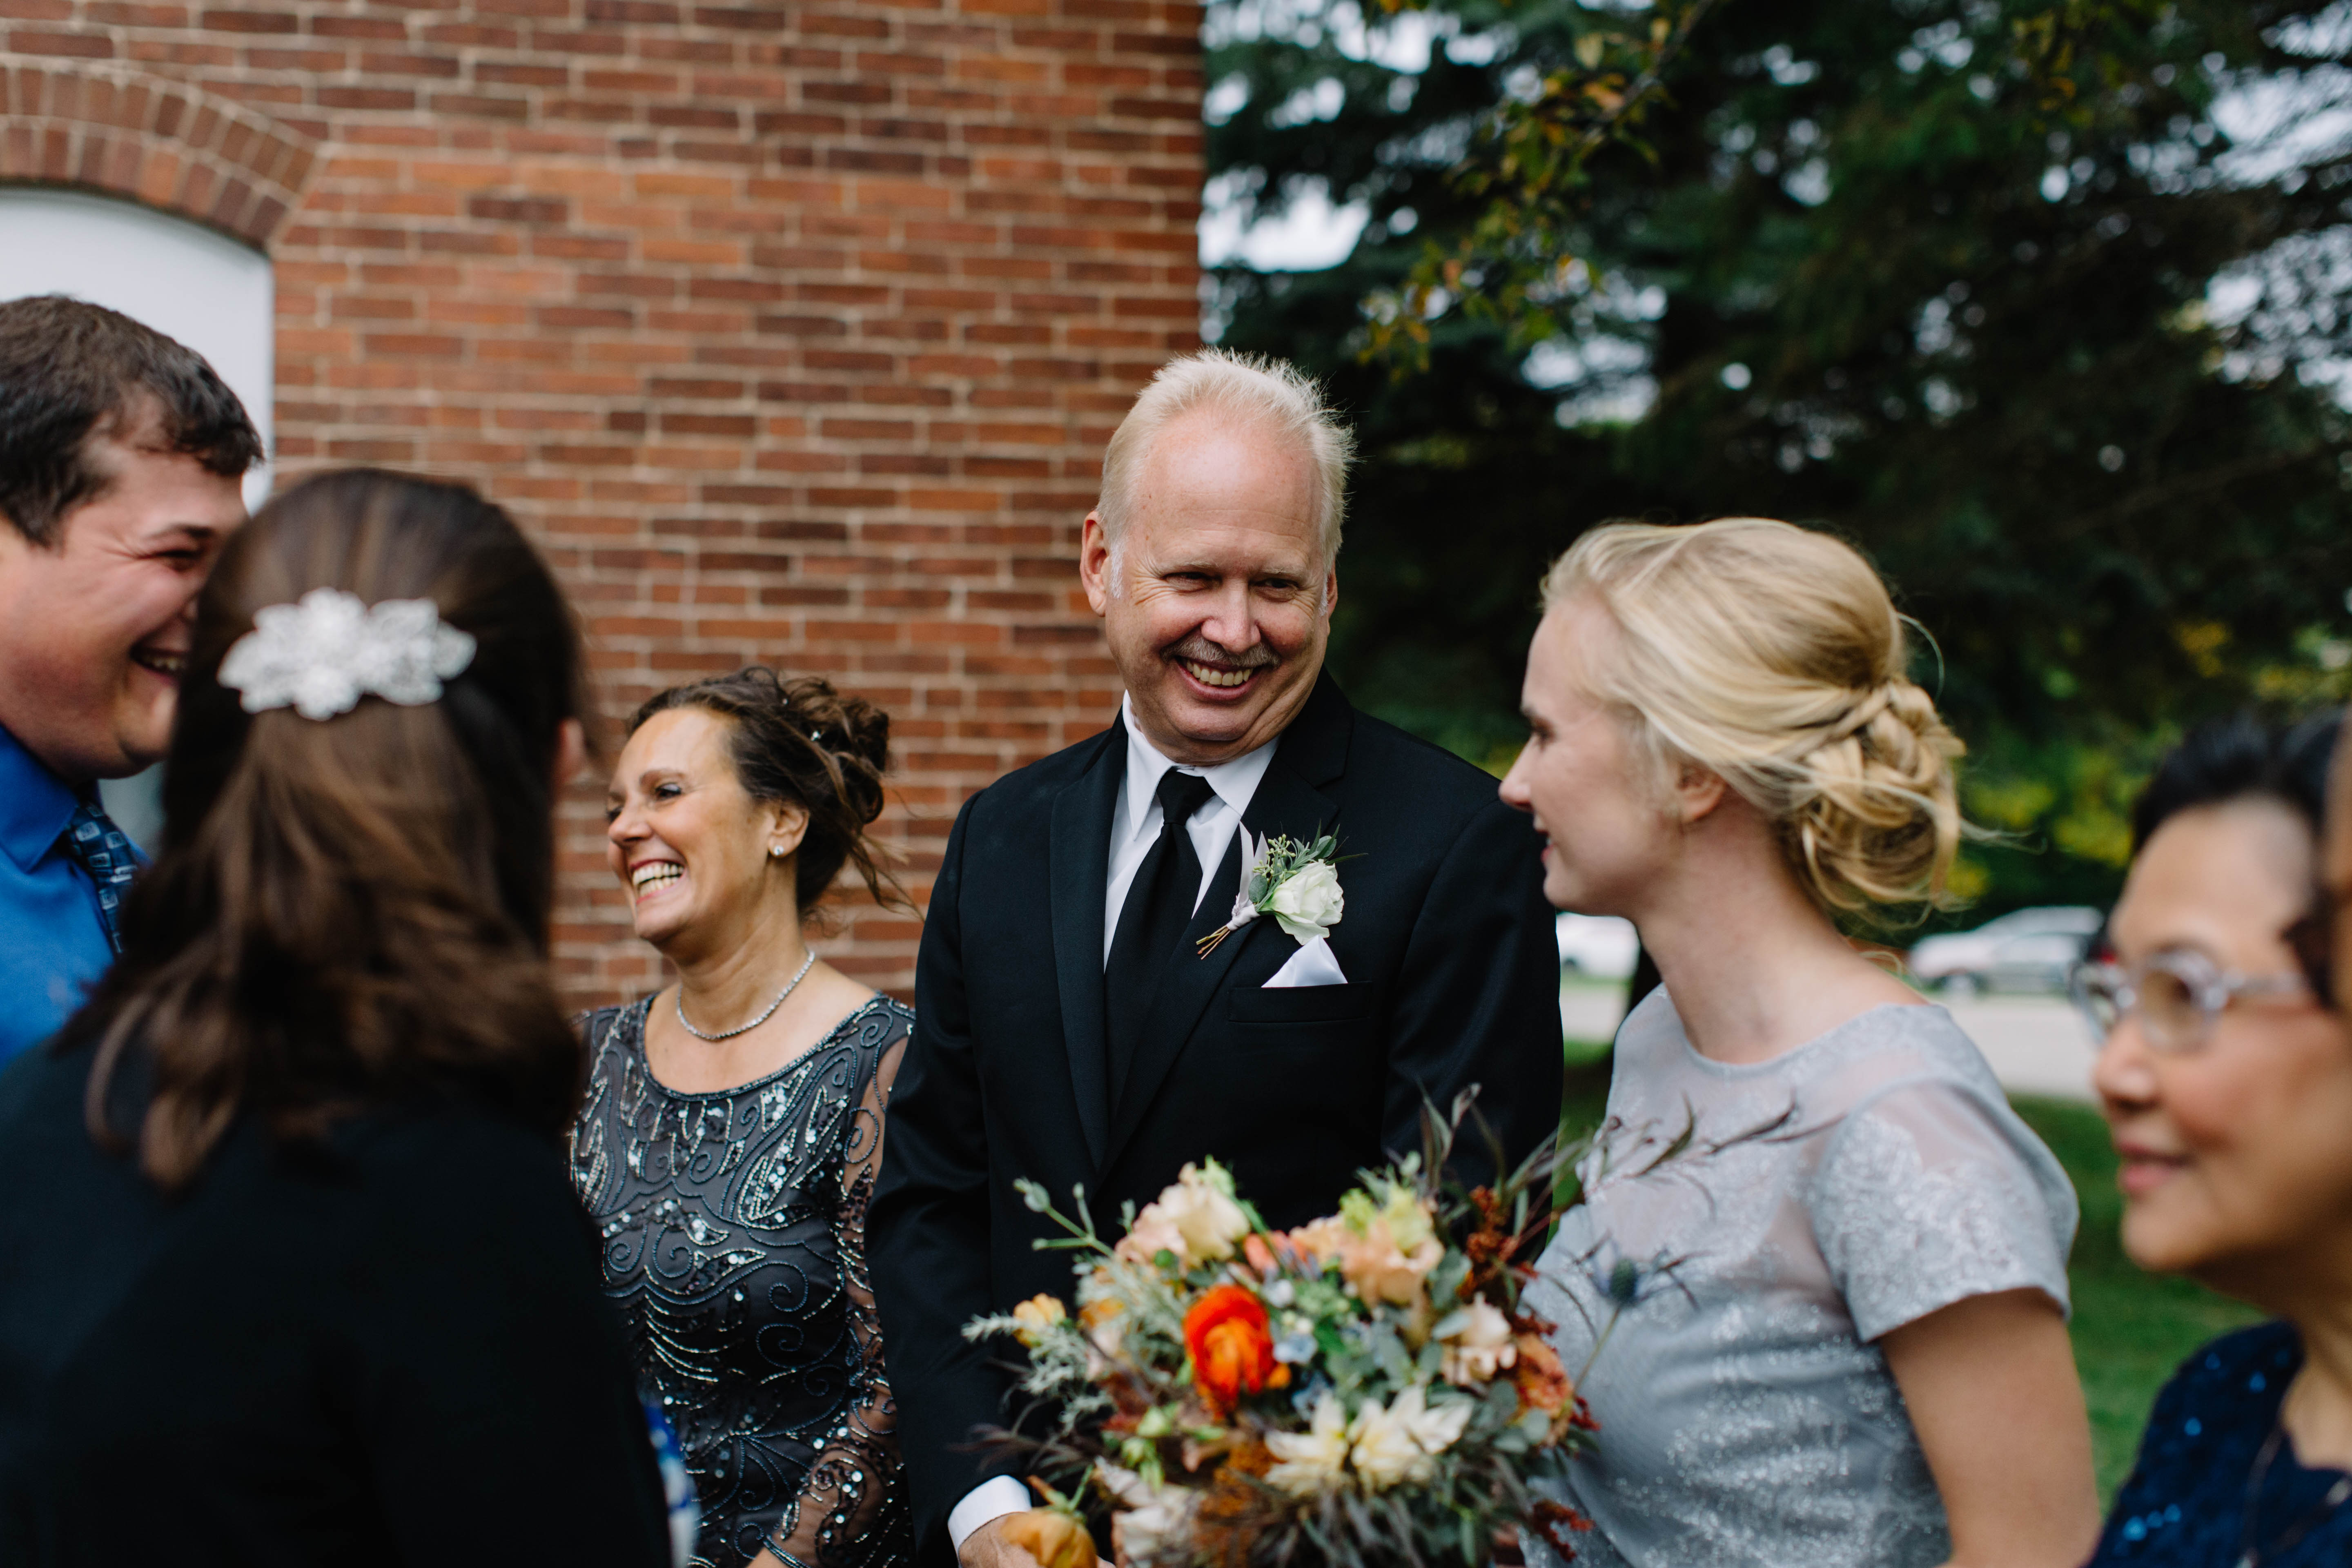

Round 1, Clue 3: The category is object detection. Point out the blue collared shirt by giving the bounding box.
[0,724,120,1062]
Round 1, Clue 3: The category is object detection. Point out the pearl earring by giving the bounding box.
[769,846,784,858]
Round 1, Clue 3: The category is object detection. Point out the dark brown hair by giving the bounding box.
[630,667,902,919]
[65,469,591,1189]
[2133,708,2343,1005]
[2132,710,2343,854]
[0,295,264,546]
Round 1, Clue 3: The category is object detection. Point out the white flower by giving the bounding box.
[1118,1160,1251,1266]
[1166,1163,1252,1261]
[218,588,475,722]
[1349,1386,1473,1492]
[1265,859,1344,941]
[1396,1383,1474,1457]
[1265,1392,1352,1497]
[1098,1464,1197,1563]
[1437,1297,1518,1385]
[1347,1390,1432,1490]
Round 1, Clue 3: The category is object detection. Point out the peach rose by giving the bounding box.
[1011,1293,1067,1346]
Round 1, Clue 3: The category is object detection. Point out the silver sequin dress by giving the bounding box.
[572,996,912,1568]
[1526,993,2075,1568]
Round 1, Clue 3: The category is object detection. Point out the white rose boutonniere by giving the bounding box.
[1196,828,1350,957]
[1265,858,1343,941]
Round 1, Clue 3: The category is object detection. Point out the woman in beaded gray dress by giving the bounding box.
[1498,521,2100,1568]
[574,668,913,1568]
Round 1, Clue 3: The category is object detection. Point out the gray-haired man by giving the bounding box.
[869,350,1564,1567]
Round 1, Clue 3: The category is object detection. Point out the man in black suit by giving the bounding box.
[868,350,1562,1568]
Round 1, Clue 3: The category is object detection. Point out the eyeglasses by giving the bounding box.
[2070,949,2313,1055]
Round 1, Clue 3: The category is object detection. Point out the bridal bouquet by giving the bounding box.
[966,1107,1597,1568]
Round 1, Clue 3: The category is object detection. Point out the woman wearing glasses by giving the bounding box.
[2076,710,2349,1566]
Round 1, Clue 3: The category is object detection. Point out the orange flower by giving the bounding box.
[1000,1510,1098,1568]
[1183,1284,1278,1410]
[1510,1332,1572,1415]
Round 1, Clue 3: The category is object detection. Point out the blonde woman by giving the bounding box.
[1502,520,2097,1568]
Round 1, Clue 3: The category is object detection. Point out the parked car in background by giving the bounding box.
[1906,905,2105,997]
[1557,913,1641,981]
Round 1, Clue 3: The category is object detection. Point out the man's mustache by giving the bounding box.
[1162,635,1279,671]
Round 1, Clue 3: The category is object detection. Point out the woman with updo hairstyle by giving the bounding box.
[1502,519,2097,1568]
[0,470,677,1564]
[574,666,913,1568]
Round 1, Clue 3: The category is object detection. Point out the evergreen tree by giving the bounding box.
[1214,0,2352,752]
[1212,0,2352,906]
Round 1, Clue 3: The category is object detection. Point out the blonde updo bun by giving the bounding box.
[1541,518,1964,914]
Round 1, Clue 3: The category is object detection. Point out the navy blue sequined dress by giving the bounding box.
[572,996,913,1568]
[2091,1321,2352,1566]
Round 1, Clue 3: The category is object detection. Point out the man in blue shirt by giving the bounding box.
[0,297,261,1061]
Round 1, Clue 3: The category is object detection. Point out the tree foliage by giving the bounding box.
[1209,0,2352,908]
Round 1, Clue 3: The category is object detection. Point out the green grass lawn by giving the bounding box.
[1556,1059,2257,1501]
[2009,1095,2259,1499]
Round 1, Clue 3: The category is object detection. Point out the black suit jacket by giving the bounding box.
[867,673,1561,1561]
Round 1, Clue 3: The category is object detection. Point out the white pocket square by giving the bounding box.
[1261,935,1348,989]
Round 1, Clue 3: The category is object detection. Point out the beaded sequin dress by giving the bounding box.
[2091,1321,2352,1565]
[572,995,913,1568]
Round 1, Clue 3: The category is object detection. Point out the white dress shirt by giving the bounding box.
[1101,698,1278,963]
[947,702,1277,1551]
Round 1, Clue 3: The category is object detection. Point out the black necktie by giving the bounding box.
[1104,769,1218,1104]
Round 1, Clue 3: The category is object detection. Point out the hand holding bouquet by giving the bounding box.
[965,1107,1597,1568]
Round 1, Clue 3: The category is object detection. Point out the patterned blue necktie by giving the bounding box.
[58,796,140,956]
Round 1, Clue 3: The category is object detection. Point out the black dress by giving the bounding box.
[0,1039,673,1567]
[2091,1321,2352,1565]
[572,995,912,1568]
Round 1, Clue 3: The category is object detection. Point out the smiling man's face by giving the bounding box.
[1080,411,1335,766]
[0,410,246,782]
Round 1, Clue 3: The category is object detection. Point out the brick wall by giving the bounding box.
[0,0,1205,1001]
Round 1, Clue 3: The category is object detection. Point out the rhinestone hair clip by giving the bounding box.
[218,587,477,722]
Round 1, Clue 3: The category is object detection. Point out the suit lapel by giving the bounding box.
[1099,705,1344,1174]
[1048,719,1125,1171]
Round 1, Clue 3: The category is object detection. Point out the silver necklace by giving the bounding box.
[674,950,817,1042]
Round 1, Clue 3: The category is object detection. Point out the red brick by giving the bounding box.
[4,0,1200,1001]
[10,27,111,54]
[198,8,296,30]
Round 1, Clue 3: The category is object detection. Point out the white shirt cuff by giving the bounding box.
[949,1476,1033,1551]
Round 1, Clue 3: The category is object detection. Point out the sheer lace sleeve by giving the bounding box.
[1806,1075,2076,1343]
[766,1024,910,1568]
